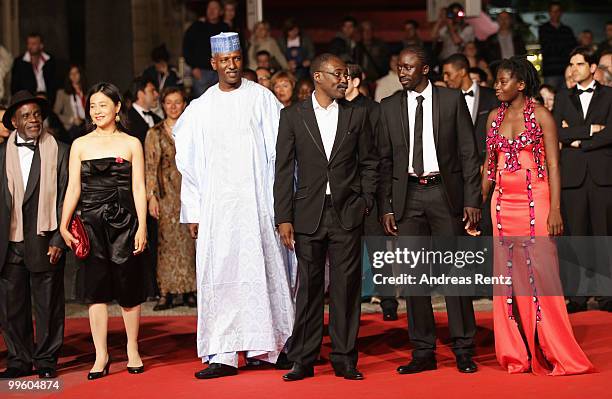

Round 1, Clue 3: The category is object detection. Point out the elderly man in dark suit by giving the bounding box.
[0,91,69,379]
[378,46,481,374]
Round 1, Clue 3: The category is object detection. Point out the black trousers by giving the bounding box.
[363,202,398,311]
[0,242,65,371]
[288,196,362,368]
[396,182,476,359]
[146,215,159,298]
[562,173,612,308]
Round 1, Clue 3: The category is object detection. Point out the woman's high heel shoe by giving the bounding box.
[88,356,111,380]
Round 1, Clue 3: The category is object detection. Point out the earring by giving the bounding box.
[115,114,120,123]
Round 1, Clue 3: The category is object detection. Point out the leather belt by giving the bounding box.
[408,174,442,185]
[325,194,333,207]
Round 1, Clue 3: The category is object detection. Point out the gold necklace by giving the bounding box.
[92,129,119,137]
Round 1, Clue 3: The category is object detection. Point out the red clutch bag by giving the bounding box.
[69,215,90,260]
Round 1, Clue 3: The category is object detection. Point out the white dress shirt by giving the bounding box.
[15,133,35,188]
[407,81,439,176]
[312,93,338,194]
[497,31,515,59]
[577,79,596,118]
[374,71,403,102]
[23,51,49,93]
[462,81,478,121]
[70,92,86,121]
[132,102,155,128]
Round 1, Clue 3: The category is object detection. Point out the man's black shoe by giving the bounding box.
[0,368,31,379]
[334,366,364,380]
[37,368,57,379]
[456,354,478,373]
[567,302,588,314]
[194,363,238,379]
[282,364,314,381]
[382,308,398,321]
[397,357,437,374]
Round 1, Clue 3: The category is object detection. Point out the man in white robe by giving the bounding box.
[174,32,295,379]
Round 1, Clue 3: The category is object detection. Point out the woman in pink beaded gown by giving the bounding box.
[481,57,594,375]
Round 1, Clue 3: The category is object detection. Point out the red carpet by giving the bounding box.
[2,311,611,399]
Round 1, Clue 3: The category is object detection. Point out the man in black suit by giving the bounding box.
[443,53,499,235]
[0,91,69,379]
[483,11,527,64]
[128,76,161,145]
[274,54,378,381]
[344,63,399,320]
[553,47,612,312]
[128,76,162,299]
[10,33,58,104]
[378,46,481,374]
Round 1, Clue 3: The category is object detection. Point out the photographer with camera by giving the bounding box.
[431,3,475,62]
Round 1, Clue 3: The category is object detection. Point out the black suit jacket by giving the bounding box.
[483,31,527,64]
[0,136,69,273]
[142,65,182,90]
[127,107,162,145]
[11,54,58,102]
[553,83,612,188]
[473,86,500,161]
[274,98,378,234]
[377,84,481,220]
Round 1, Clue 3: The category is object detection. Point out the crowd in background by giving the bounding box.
[0,0,611,312]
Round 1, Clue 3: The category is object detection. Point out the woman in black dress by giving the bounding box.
[60,83,148,379]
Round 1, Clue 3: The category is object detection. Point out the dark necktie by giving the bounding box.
[14,135,36,151]
[577,88,594,95]
[412,95,425,176]
[144,111,157,119]
[463,90,474,97]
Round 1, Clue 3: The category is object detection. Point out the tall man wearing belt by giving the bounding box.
[378,46,482,374]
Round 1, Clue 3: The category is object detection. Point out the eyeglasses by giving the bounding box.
[317,70,349,80]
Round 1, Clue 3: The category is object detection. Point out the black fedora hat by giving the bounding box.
[2,90,49,131]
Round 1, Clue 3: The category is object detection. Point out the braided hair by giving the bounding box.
[497,56,541,98]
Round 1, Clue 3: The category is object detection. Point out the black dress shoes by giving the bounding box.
[184,292,197,308]
[566,302,588,314]
[0,367,31,379]
[456,354,478,373]
[153,294,174,311]
[194,363,238,379]
[282,364,314,381]
[37,368,57,379]
[397,357,437,374]
[334,366,364,380]
[274,352,294,370]
[382,308,398,321]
